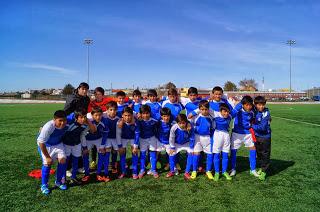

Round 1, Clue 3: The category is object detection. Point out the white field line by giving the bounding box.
[272,116,320,127]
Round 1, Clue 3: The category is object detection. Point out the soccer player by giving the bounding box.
[191,100,215,180]
[180,87,202,117]
[144,89,162,120]
[37,110,68,195]
[252,96,272,181]
[167,114,195,180]
[115,90,130,117]
[131,89,142,115]
[230,96,260,177]
[134,105,159,178]
[162,88,184,121]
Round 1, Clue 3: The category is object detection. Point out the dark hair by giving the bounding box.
[116,90,126,97]
[219,103,230,112]
[74,108,87,119]
[254,96,267,105]
[176,114,188,124]
[91,107,103,115]
[147,89,157,97]
[160,107,171,116]
[168,88,178,96]
[94,87,104,95]
[188,87,198,95]
[199,100,209,109]
[123,106,133,115]
[241,95,253,105]
[54,110,67,119]
[77,82,89,90]
[106,101,118,110]
[140,104,151,114]
[132,89,142,97]
[212,86,223,94]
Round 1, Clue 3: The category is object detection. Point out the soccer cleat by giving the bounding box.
[214,173,220,181]
[81,175,90,183]
[69,178,81,186]
[166,171,175,178]
[250,170,260,177]
[96,175,106,182]
[78,168,85,174]
[90,161,97,170]
[147,170,153,175]
[176,164,182,171]
[191,171,197,180]
[66,170,72,178]
[259,171,266,181]
[156,161,162,169]
[206,171,214,180]
[152,171,160,179]
[222,172,232,181]
[118,173,125,179]
[257,168,262,175]
[184,172,192,181]
[164,163,170,171]
[55,181,67,190]
[229,169,236,177]
[132,174,139,180]
[104,176,111,182]
[174,168,179,176]
[138,170,146,179]
[41,184,50,195]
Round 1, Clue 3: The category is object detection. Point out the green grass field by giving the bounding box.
[0,103,319,211]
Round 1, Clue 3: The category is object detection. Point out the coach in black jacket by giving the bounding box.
[64,82,90,115]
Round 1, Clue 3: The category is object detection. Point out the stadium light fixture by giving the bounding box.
[84,39,93,85]
[287,39,296,94]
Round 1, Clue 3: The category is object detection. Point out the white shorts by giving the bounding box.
[213,130,230,153]
[64,143,82,157]
[158,143,171,154]
[106,138,118,150]
[231,132,254,150]
[171,142,193,155]
[39,143,66,165]
[120,139,134,148]
[86,138,105,152]
[194,134,213,154]
[140,136,162,152]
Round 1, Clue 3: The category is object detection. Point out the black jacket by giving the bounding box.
[64,90,90,115]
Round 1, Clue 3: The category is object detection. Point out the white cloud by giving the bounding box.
[19,63,77,75]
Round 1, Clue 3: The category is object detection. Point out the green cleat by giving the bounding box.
[222,172,232,180]
[191,171,197,180]
[250,170,260,177]
[259,171,266,181]
[206,171,214,180]
[214,173,220,181]
[257,168,262,175]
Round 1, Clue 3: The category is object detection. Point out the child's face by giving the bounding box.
[243,103,253,112]
[133,95,141,103]
[95,91,103,102]
[92,112,102,122]
[255,103,265,112]
[141,112,151,120]
[168,94,177,103]
[199,106,209,116]
[76,115,86,125]
[54,118,67,129]
[78,87,88,96]
[148,95,157,102]
[122,112,133,123]
[178,121,187,129]
[220,109,230,118]
[117,95,125,105]
[212,90,223,101]
[161,115,170,123]
[188,93,198,102]
[107,107,117,118]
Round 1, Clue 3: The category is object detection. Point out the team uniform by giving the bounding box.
[157,120,173,154]
[117,102,130,117]
[37,120,69,193]
[132,100,142,116]
[161,99,185,121]
[180,97,201,117]
[144,100,162,120]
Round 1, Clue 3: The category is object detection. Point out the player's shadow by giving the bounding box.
[235,156,295,176]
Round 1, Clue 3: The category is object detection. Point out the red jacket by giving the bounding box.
[87,96,131,112]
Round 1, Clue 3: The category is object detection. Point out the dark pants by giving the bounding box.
[254,137,271,172]
[91,146,97,162]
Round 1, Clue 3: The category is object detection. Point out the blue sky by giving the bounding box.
[0,0,319,92]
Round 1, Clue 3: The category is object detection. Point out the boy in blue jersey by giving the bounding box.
[103,101,121,175]
[191,100,215,180]
[252,96,272,181]
[116,107,138,179]
[134,105,160,178]
[116,91,130,117]
[167,114,195,180]
[180,87,201,117]
[62,109,96,185]
[230,96,260,177]
[37,110,68,195]
[144,89,162,120]
[131,89,142,116]
[82,107,109,183]
[162,88,184,121]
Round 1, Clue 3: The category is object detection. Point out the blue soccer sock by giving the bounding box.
[140,151,147,172]
[222,152,229,173]
[83,154,90,176]
[150,151,157,172]
[97,153,104,175]
[214,153,221,173]
[206,153,213,172]
[56,162,66,183]
[41,165,51,185]
[120,153,126,174]
[185,153,193,173]
[249,149,257,171]
[111,151,117,168]
[230,149,237,170]
[132,153,139,175]
[192,154,200,172]
[169,155,176,172]
[104,152,110,176]
[71,156,79,179]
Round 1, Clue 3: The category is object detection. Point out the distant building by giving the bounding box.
[51,89,63,95]
[21,93,31,99]
[304,87,320,98]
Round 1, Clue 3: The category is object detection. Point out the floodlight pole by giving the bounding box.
[84,39,93,85]
[287,39,296,94]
